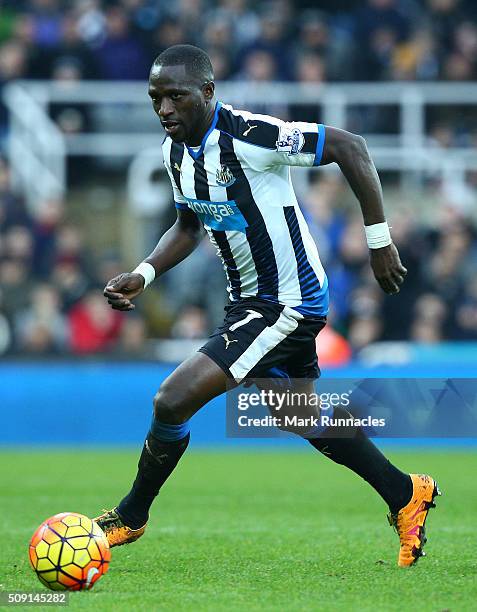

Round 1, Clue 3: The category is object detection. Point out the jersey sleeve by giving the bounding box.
[163,158,188,210]
[234,120,326,171]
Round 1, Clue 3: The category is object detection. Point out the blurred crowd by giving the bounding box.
[0,0,476,359]
[1,154,476,358]
[0,157,149,356]
[302,173,477,352]
[0,0,477,87]
[1,1,476,184]
[1,0,477,145]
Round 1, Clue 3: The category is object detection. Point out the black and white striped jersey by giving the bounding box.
[162,101,329,317]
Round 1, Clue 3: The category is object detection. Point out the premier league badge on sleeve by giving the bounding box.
[276,125,305,155]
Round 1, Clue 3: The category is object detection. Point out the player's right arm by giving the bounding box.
[319,126,407,295]
[232,111,406,295]
[104,208,203,311]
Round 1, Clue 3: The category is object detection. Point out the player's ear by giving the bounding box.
[202,81,215,102]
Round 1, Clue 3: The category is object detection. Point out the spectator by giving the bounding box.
[53,224,92,273]
[296,53,326,85]
[218,0,261,48]
[454,20,477,70]
[235,47,289,116]
[14,284,68,354]
[392,28,439,80]
[355,0,411,46]
[302,173,348,266]
[354,0,412,80]
[94,6,149,80]
[240,48,277,82]
[117,315,148,355]
[442,51,474,80]
[290,52,326,123]
[410,294,448,343]
[240,10,290,79]
[51,261,89,311]
[0,259,32,323]
[68,288,123,354]
[121,0,162,40]
[293,10,354,81]
[0,159,31,230]
[151,18,187,56]
[29,0,63,49]
[169,0,203,39]
[202,13,236,73]
[75,0,106,46]
[455,276,477,339]
[47,13,98,79]
[0,302,11,355]
[171,305,208,339]
[327,217,370,324]
[31,198,65,277]
[427,0,465,57]
[0,40,29,140]
[208,47,233,80]
[3,225,34,268]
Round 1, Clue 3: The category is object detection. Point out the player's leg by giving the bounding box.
[95,352,228,545]
[306,409,440,566]
[262,319,413,510]
[252,317,439,566]
[95,298,287,545]
[272,389,439,567]
[307,407,413,512]
[258,373,413,512]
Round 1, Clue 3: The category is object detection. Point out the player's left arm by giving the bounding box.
[320,126,407,295]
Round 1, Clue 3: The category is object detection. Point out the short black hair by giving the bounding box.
[153,45,214,83]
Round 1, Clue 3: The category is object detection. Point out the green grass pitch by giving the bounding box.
[2,448,476,611]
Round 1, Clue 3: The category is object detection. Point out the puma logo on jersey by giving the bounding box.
[243,123,257,137]
[173,162,182,173]
[222,333,238,349]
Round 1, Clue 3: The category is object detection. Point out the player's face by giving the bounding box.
[148,64,214,145]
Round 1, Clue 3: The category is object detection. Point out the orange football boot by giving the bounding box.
[388,474,441,567]
[93,508,146,548]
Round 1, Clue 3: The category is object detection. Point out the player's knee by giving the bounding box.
[153,385,189,425]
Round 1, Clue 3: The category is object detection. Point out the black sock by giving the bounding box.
[117,431,190,529]
[308,408,412,513]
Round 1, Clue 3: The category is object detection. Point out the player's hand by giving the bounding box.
[103,273,145,311]
[369,243,407,295]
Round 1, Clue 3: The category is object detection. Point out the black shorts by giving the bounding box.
[198,298,326,382]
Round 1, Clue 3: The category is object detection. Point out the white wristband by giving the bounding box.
[364,222,392,249]
[132,262,156,288]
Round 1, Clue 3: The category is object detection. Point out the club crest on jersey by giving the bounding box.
[276,126,305,155]
[216,165,236,187]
